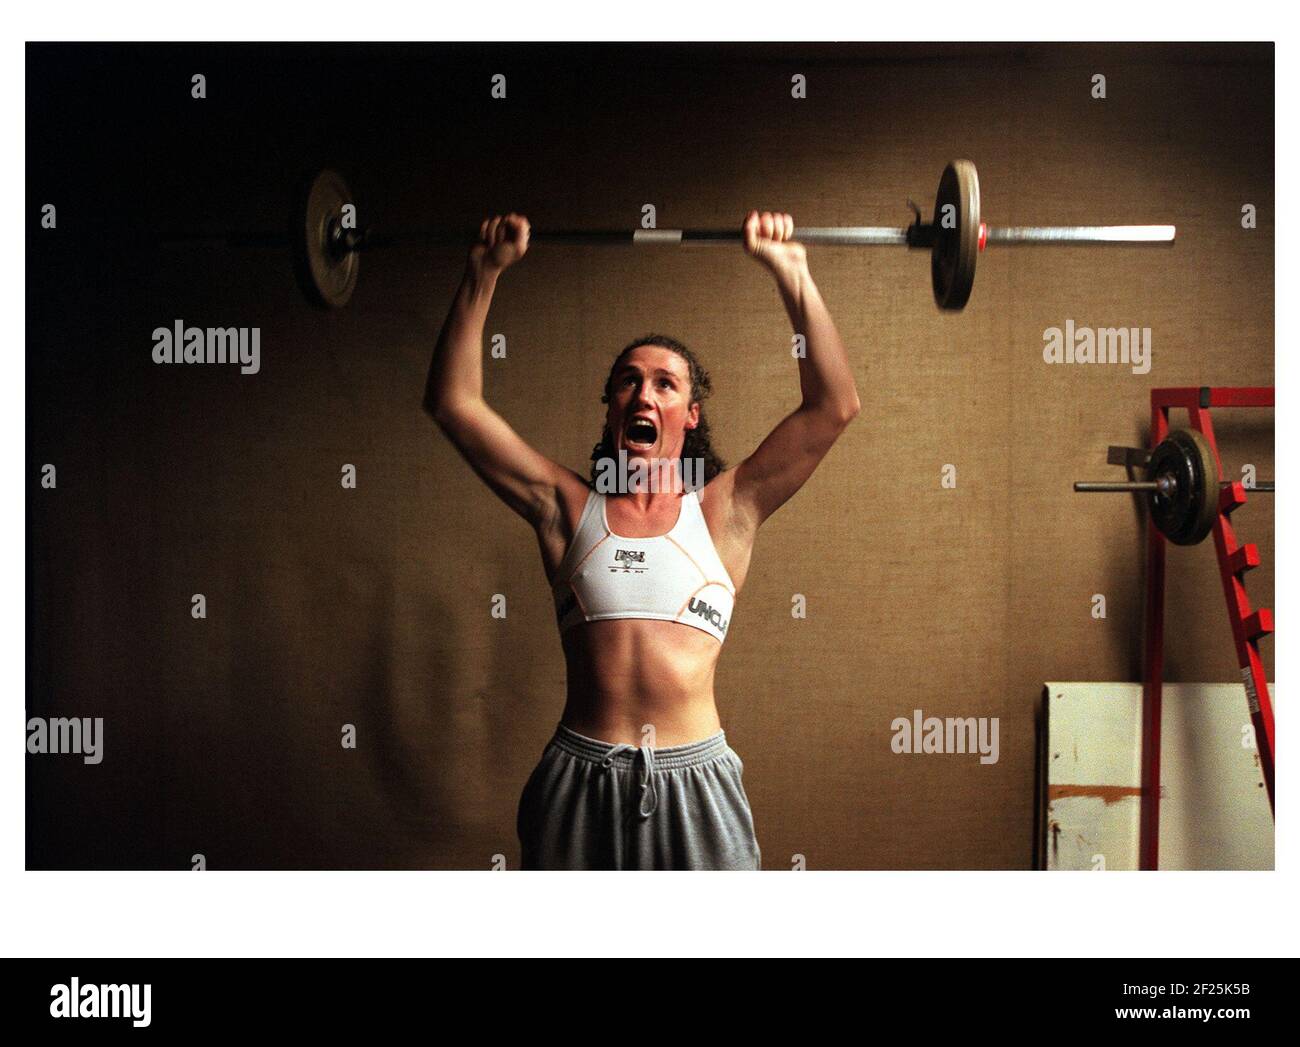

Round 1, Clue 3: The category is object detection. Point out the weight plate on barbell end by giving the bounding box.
[1148,428,1219,546]
[931,159,981,311]
[292,169,359,309]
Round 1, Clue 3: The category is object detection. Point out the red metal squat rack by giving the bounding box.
[1140,386,1275,870]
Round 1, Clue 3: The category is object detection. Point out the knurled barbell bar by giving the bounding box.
[165,160,1176,310]
[1074,428,1274,546]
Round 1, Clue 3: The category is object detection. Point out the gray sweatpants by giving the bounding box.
[517,723,762,870]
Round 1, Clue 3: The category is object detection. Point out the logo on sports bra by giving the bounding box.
[688,597,728,635]
[612,549,647,573]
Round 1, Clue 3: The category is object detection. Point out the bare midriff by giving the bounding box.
[558,617,724,746]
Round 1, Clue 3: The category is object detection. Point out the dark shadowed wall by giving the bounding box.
[27,42,1273,869]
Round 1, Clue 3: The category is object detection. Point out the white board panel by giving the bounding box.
[1042,682,1274,870]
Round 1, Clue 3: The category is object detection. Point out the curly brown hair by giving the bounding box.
[588,334,727,489]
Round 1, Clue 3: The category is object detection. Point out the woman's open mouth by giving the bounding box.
[624,417,658,450]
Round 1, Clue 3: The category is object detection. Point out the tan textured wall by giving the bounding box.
[28,43,1272,869]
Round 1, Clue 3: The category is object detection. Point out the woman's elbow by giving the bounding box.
[424,396,459,430]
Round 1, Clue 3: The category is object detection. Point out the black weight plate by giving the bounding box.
[1148,428,1218,545]
[292,169,359,309]
[931,159,980,311]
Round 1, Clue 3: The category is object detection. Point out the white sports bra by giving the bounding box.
[551,487,737,644]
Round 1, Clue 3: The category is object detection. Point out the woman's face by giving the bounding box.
[606,345,700,463]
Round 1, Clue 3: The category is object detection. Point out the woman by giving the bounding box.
[425,210,859,870]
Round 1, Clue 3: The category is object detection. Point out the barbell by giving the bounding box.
[167,160,1177,310]
[1074,428,1273,546]
[154,157,1180,308]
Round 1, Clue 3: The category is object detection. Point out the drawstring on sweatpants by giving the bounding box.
[600,743,659,818]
